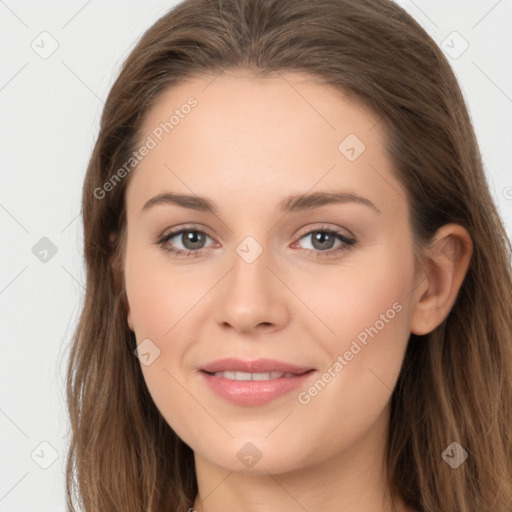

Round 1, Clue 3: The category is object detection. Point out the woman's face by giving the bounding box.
[123,71,418,474]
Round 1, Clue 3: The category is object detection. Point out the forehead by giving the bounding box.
[126,70,406,219]
[143,70,379,143]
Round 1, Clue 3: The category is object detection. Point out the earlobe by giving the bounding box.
[108,236,133,331]
[410,224,473,335]
[126,306,134,331]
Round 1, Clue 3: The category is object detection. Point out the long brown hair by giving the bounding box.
[65,0,512,510]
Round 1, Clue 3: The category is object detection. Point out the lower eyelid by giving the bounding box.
[158,228,355,257]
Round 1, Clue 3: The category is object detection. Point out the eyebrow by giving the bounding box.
[141,191,381,215]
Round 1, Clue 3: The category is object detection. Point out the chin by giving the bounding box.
[189,433,320,475]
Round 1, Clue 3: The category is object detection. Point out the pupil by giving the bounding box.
[183,231,205,250]
[312,231,335,250]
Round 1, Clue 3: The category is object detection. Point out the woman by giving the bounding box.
[65,0,512,511]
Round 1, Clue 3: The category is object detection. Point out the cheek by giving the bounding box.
[124,246,199,435]
[301,248,413,409]
[293,244,414,407]
[281,273,414,466]
[293,241,415,358]
[124,243,200,339]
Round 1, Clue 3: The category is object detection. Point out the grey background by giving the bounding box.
[1,0,511,510]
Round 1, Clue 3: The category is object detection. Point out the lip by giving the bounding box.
[199,358,316,406]
[200,357,314,374]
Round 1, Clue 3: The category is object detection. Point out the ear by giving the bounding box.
[410,223,473,335]
[126,305,134,331]
[109,231,134,332]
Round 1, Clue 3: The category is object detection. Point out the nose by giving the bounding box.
[215,245,290,334]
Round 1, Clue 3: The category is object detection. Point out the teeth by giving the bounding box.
[211,371,296,380]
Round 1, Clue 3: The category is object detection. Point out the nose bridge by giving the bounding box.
[231,239,270,292]
[216,236,289,332]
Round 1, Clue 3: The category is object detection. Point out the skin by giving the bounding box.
[123,70,472,512]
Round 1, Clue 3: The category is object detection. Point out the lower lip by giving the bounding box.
[199,371,316,406]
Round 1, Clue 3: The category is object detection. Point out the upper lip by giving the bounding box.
[200,358,314,375]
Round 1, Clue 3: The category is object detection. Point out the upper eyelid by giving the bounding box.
[160,223,354,239]
[160,223,213,237]
[296,224,354,239]
[159,224,355,247]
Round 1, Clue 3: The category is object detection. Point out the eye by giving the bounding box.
[293,226,356,257]
[156,227,215,257]
[155,224,356,259]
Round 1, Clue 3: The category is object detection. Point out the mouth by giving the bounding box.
[203,370,307,380]
[198,358,316,406]
[200,357,314,375]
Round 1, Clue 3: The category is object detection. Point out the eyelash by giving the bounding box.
[155,224,356,259]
